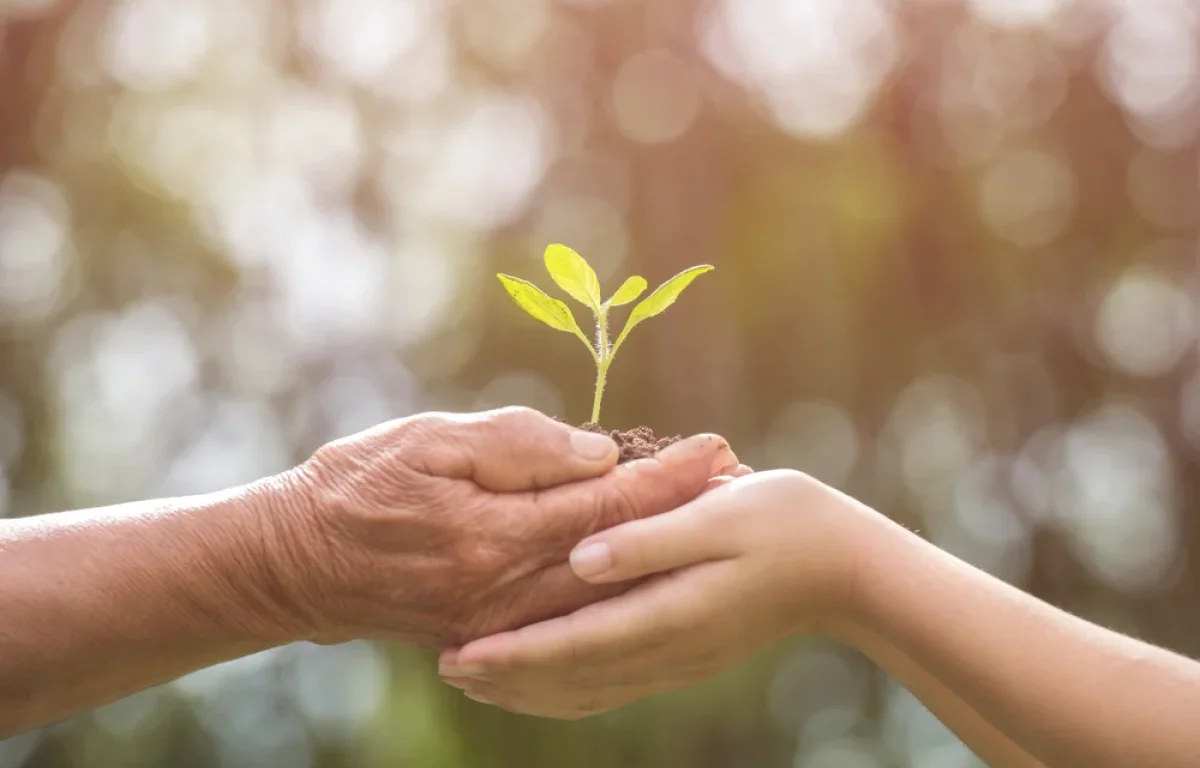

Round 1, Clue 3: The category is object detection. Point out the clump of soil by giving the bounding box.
[579,422,681,464]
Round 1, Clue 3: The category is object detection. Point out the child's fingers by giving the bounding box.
[567,488,740,584]
[449,569,716,674]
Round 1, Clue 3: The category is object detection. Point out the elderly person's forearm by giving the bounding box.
[0,407,737,738]
[0,478,302,736]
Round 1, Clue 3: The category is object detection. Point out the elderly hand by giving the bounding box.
[267,407,740,647]
[436,470,862,717]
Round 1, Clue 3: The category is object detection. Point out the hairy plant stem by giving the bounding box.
[592,308,611,424]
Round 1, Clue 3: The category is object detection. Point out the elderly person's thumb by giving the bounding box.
[412,407,740,494]
[409,407,620,492]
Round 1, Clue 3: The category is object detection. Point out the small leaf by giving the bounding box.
[611,265,714,354]
[605,276,648,308]
[544,244,602,311]
[626,265,714,327]
[497,274,586,336]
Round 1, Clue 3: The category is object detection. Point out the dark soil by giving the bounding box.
[578,422,681,464]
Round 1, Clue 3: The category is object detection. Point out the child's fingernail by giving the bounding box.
[570,541,612,578]
[440,663,484,677]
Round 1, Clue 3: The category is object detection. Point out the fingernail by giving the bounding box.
[660,434,723,460]
[711,455,739,477]
[702,477,734,494]
[440,663,484,677]
[443,678,468,690]
[465,692,493,705]
[571,430,617,461]
[570,541,612,578]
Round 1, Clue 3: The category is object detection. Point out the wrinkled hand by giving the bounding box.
[267,407,739,648]
[438,470,862,718]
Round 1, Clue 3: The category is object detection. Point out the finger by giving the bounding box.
[409,407,619,492]
[701,476,732,494]
[702,465,753,493]
[456,681,564,719]
[455,682,523,714]
[703,467,752,495]
[457,679,634,721]
[532,434,736,546]
[450,434,738,641]
[567,486,740,584]
[459,560,635,643]
[711,444,741,477]
[454,565,725,672]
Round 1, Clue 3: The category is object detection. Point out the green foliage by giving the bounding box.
[610,265,714,356]
[498,245,713,423]
[543,243,602,310]
[496,274,595,356]
[605,276,648,308]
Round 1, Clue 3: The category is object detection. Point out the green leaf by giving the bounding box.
[544,244,602,311]
[497,274,586,336]
[611,265,714,354]
[605,276,648,308]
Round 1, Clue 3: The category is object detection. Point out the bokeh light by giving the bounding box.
[2,0,1199,765]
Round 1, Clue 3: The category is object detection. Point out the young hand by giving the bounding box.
[438,469,870,718]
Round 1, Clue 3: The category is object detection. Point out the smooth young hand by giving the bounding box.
[438,470,864,718]
[442,465,1200,768]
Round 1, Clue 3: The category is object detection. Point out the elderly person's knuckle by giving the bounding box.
[500,407,554,445]
[449,517,494,574]
[468,545,508,585]
[495,404,537,419]
[396,413,455,455]
[491,405,544,431]
[409,411,454,433]
[452,409,517,449]
[594,482,640,529]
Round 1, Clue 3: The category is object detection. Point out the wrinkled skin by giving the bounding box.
[270,407,741,647]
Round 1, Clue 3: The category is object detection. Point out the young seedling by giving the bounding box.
[498,244,713,424]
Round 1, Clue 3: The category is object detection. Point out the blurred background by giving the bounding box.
[1,0,1199,765]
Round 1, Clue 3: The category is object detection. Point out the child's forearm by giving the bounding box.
[839,513,1200,768]
[831,618,1048,768]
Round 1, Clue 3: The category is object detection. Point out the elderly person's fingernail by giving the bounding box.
[711,452,739,477]
[570,541,612,579]
[658,434,736,475]
[657,434,716,461]
[702,476,735,494]
[571,430,618,461]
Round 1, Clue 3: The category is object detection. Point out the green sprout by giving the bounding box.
[498,244,714,424]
